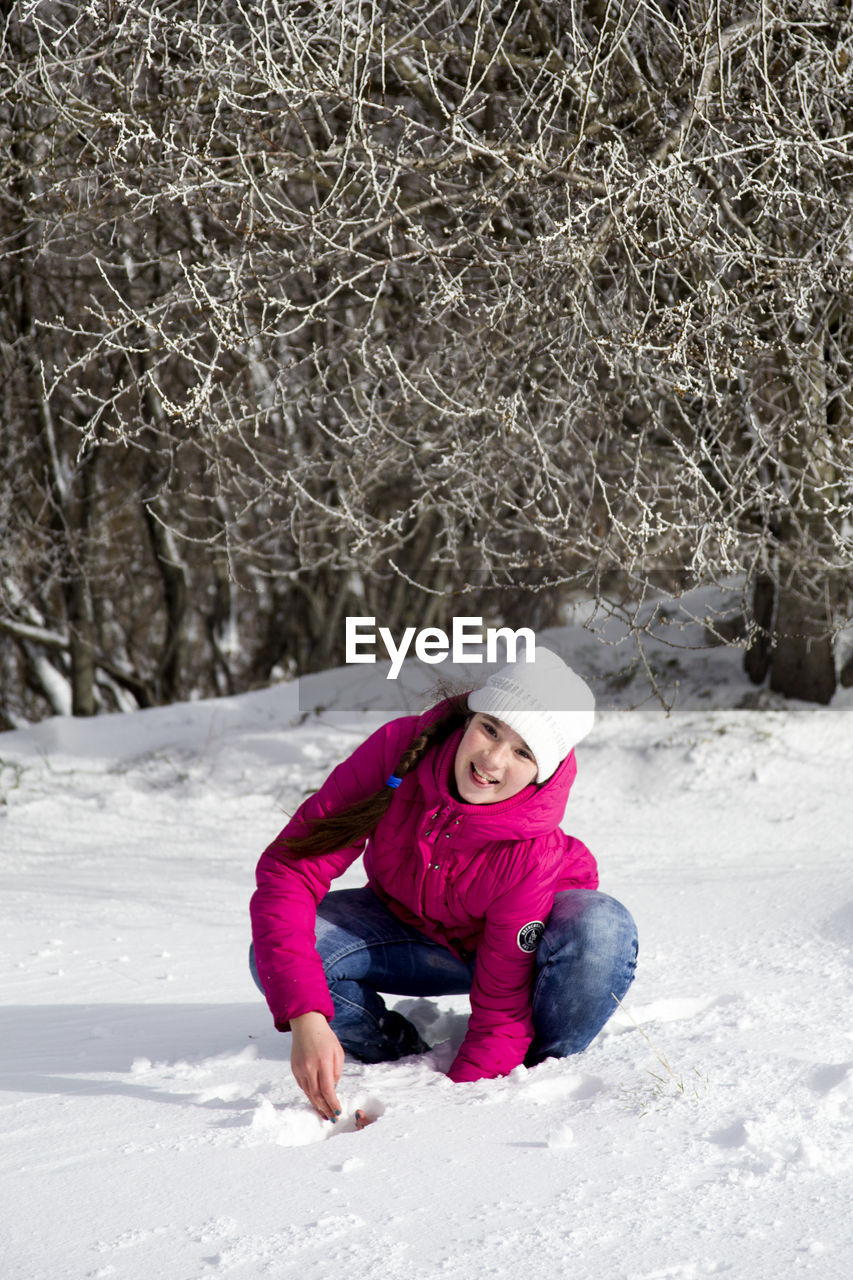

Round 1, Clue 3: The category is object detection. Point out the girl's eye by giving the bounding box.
[481,720,497,737]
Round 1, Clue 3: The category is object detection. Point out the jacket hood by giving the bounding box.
[418,711,577,840]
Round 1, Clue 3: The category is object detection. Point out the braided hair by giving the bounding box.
[280,695,469,858]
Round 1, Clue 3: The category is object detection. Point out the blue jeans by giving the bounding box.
[250,886,637,1067]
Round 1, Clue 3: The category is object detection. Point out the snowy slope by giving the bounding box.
[2,617,852,1280]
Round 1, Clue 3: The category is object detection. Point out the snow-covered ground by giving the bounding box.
[2,607,852,1279]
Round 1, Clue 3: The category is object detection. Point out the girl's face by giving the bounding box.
[453,713,538,805]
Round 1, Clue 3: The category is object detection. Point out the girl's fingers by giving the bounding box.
[318,1036,344,1119]
[289,1014,373,1130]
[306,1074,334,1120]
[290,1019,345,1120]
[317,1064,342,1120]
[293,1069,328,1119]
[296,1067,340,1121]
[314,1092,335,1121]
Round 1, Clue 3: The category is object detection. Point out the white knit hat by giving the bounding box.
[467,647,595,782]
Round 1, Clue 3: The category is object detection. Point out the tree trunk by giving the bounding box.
[137,340,189,705]
[769,586,836,705]
[743,574,774,685]
[141,496,189,704]
[63,575,97,716]
[747,327,841,704]
[8,34,98,718]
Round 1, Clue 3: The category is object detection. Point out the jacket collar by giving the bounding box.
[419,725,577,839]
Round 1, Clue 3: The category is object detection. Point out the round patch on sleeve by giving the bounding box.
[517,921,545,953]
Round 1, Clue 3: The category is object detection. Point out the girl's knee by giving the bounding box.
[542,890,638,961]
[591,893,638,948]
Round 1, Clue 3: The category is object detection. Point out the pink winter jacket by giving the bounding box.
[250,701,598,1083]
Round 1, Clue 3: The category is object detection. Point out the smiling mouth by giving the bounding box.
[471,763,499,785]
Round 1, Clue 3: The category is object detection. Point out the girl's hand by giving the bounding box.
[289,1012,344,1120]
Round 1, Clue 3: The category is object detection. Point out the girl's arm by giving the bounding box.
[251,716,418,1118]
[447,872,556,1083]
[449,830,599,1082]
[250,714,419,1027]
[557,833,599,890]
[251,840,361,1027]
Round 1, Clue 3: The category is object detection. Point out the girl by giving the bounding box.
[250,647,637,1121]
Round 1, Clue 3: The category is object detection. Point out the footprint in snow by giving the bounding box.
[806,1061,852,1096]
[521,1070,605,1104]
